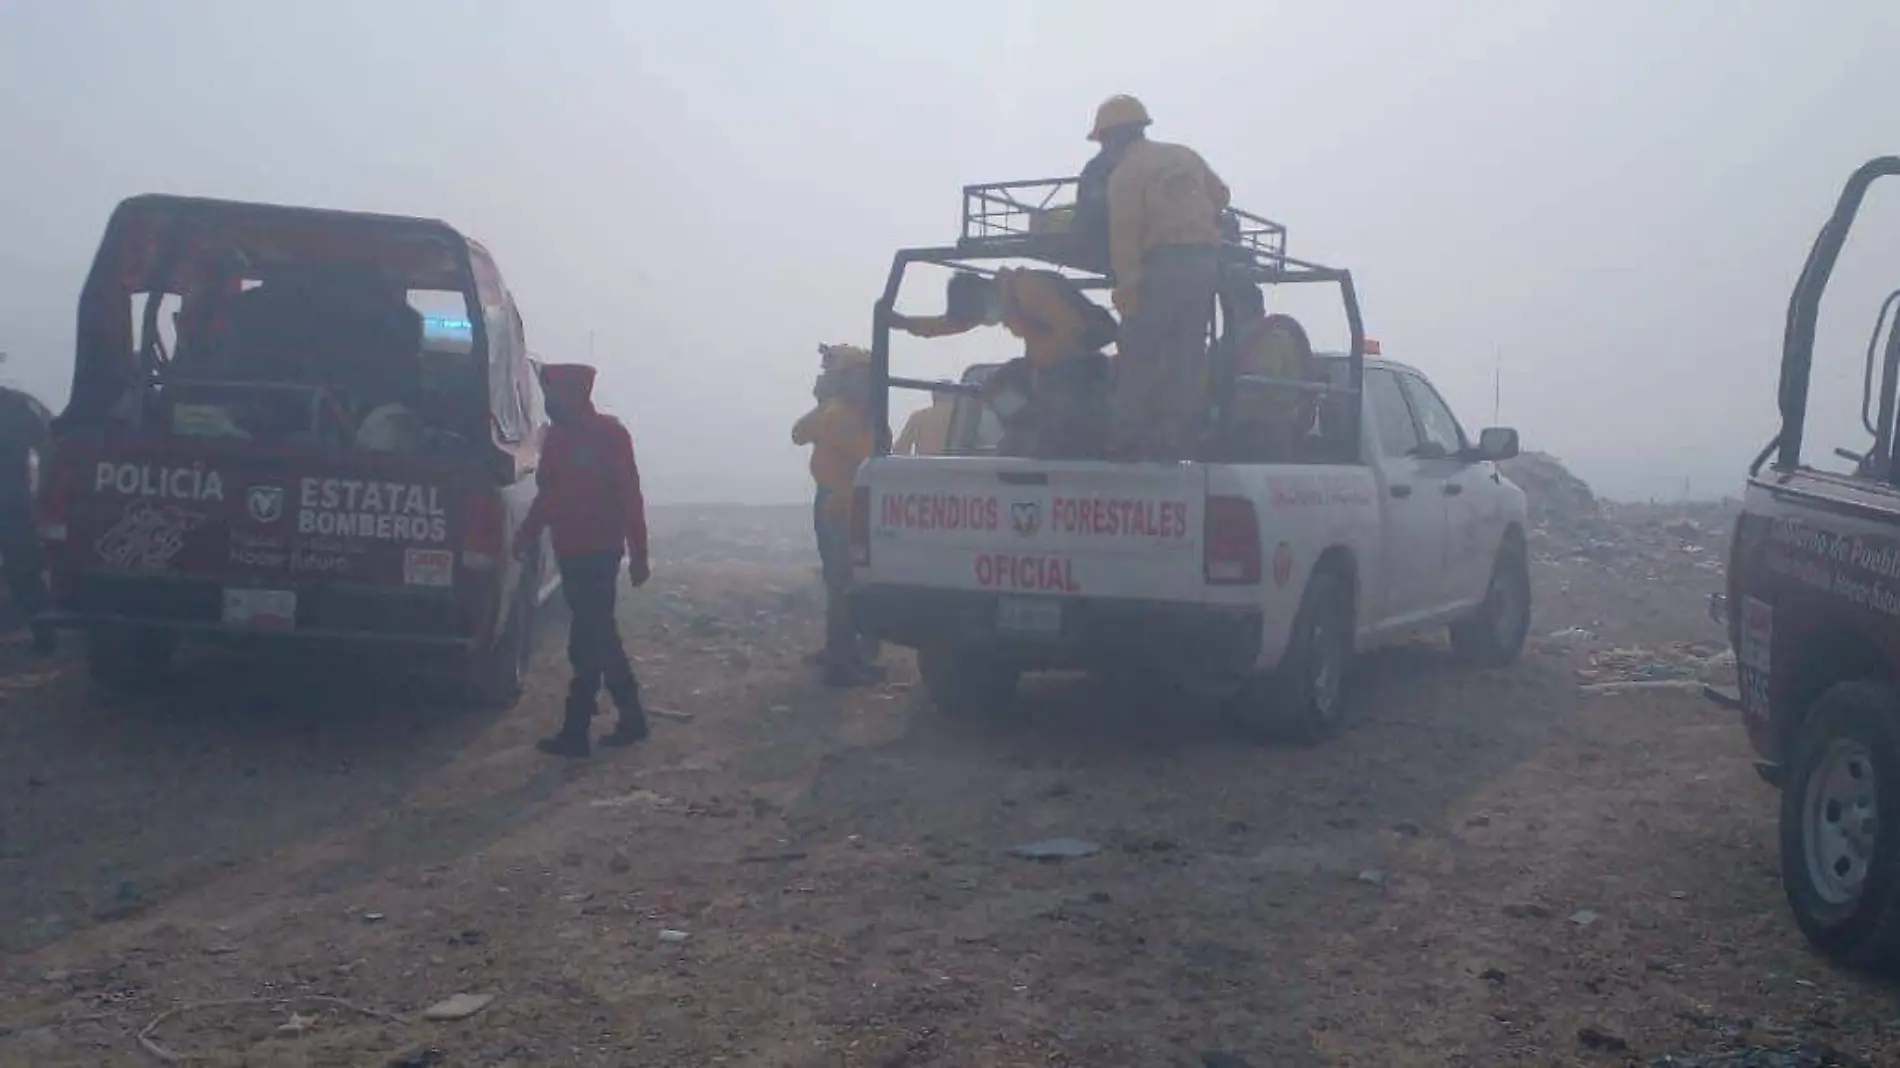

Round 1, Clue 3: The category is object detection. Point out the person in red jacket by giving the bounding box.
[515,363,652,758]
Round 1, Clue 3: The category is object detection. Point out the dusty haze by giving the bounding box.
[2,0,1898,503]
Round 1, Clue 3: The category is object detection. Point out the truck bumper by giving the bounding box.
[46,572,478,650]
[850,583,1263,678]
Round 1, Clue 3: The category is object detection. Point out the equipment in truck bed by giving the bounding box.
[868,176,1367,458]
[957,177,1291,282]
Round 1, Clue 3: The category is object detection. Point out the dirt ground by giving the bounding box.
[2,504,1897,1067]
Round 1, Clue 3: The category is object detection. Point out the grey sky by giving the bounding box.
[3,0,1898,503]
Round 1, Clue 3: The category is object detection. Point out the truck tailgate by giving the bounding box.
[44,442,487,638]
[858,456,1207,602]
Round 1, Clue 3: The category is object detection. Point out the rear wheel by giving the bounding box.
[465,562,541,710]
[1234,569,1354,743]
[85,625,177,694]
[918,643,1020,718]
[1451,538,1531,668]
[1780,681,1900,970]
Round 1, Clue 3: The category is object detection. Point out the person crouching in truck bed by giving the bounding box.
[793,345,886,688]
[516,363,653,759]
[891,268,1116,459]
[1087,94,1231,462]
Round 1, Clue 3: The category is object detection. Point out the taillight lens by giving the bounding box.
[461,492,505,571]
[35,449,69,542]
[1204,494,1261,585]
[850,486,871,567]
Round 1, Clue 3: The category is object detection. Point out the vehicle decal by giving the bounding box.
[296,478,449,543]
[1765,517,1900,617]
[974,553,1081,594]
[95,461,224,502]
[1272,542,1293,588]
[404,549,455,588]
[95,500,206,570]
[1048,496,1189,539]
[879,492,999,532]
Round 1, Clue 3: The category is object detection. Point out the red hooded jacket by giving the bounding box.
[517,364,648,562]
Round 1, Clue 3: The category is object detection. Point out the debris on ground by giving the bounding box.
[421,993,495,1022]
[1010,837,1101,861]
[1651,1044,1877,1068]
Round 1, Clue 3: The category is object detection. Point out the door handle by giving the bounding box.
[1390,484,1413,499]
[1442,483,1464,496]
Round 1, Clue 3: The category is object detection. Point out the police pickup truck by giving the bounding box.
[848,180,1530,739]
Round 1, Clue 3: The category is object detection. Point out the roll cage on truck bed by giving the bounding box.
[866,177,1368,457]
[1717,156,1900,969]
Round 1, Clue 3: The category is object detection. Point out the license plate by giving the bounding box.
[222,588,297,631]
[997,596,1062,637]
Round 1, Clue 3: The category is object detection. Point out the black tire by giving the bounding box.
[918,643,1020,718]
[1451,538,1532,668]
[1779,680,1900,970]
[84,625,177,693]
[464,563,540,710]
[1235,568,1355,743]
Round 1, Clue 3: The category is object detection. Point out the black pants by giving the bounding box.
[558,552,639,724]
[0,518,47,627]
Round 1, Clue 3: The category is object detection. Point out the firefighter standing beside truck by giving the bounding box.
[1090,94,1232,461]
[793,344,884,687]
[515,363,653,759]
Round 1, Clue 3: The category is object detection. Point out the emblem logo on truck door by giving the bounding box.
[246,485,285,524]
[1010,500,1042,537]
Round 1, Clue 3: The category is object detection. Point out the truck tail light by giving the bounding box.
[35,451,71,543]
[1204,494,1262,585]
[461,492,505,572]
[850,486,871,567]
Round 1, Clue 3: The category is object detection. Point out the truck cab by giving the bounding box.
[37,195,557,705]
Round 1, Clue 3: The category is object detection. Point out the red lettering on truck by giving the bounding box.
[879,493,999,531]
[974,553,1082,593]
[1048,497,1189,539]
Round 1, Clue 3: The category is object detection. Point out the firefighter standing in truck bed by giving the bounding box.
[1088,94,1231,461]
[515,363,653,758]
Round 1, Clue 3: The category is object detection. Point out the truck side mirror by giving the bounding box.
[1476,427,1520,461]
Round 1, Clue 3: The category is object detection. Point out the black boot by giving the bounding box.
[600,687,649,746]
[536,701,593,759]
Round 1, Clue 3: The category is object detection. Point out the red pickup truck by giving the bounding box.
[1718,156,1900,969]
[38,195,557,705]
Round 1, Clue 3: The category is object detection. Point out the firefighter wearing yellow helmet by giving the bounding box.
[793,342,882,687]
[1082,94,1231,460]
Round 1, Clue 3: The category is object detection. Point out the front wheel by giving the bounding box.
[1780,681,1900,970]
[1451,540,1531,668]
[918,643,1020,719]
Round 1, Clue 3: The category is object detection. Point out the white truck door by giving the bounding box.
[1363,367,1450,625]
[1396,370,1491,610]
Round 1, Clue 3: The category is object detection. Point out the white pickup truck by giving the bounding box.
[850,180,1530,739]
